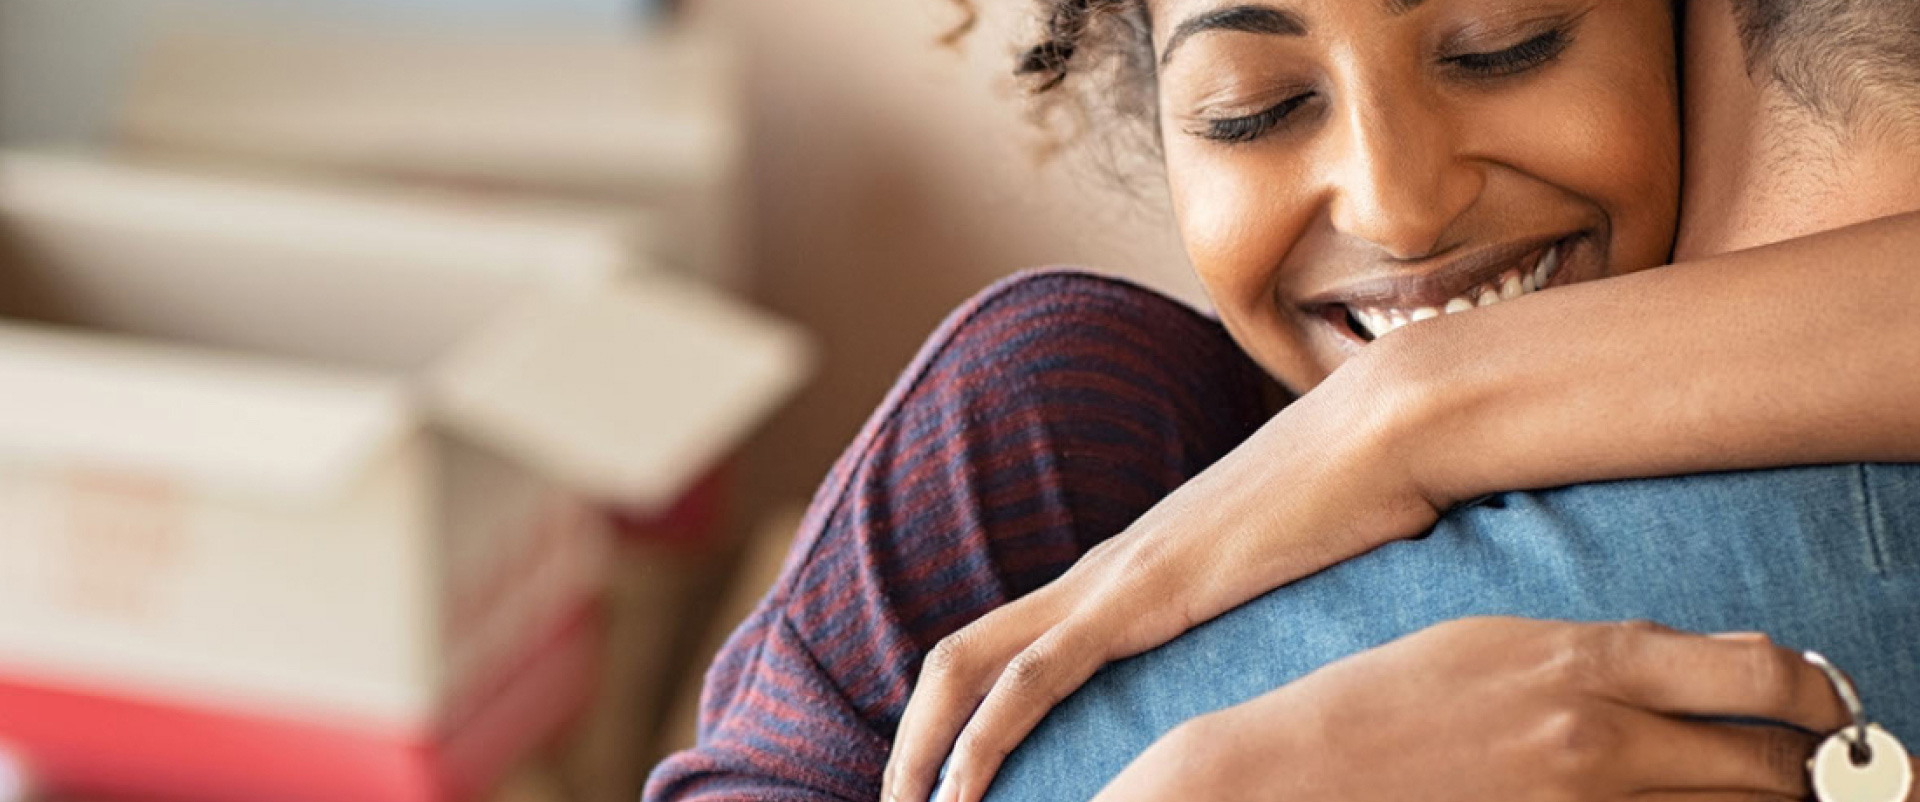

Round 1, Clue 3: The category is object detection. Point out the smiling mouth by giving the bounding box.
[1325,236,1576,343]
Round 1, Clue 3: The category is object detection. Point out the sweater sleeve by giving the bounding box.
[644,269,1272,802]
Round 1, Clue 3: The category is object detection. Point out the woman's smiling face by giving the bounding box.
[1151,0,1680,389]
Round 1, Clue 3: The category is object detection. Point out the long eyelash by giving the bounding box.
[1447,27,1570,76]
[1194,23,1570,146]
[1199,93,1313,144]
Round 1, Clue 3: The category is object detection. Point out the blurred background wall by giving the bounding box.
[0,0,660,144]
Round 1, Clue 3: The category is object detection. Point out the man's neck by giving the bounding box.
[1676,0,1920,260]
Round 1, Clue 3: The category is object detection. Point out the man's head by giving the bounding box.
[1726,0,1920,128]
[1675,0,1920,258]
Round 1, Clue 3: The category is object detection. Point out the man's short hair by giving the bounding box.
[1728,0,1920,125]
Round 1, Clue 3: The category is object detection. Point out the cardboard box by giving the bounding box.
[0,150,809,800]
[116,23,746,286]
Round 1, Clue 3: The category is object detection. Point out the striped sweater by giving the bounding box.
[645,270,1273,802]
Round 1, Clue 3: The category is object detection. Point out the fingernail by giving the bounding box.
[1711,631,1769,641]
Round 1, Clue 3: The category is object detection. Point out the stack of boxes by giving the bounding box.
[0,21,798,802]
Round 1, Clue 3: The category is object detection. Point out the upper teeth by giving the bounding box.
[1350,244,1561,340]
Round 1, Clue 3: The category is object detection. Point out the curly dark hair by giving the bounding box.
[983,0,1920,132]
[946,0,1162,175]
[977,0,1920,149]
[1011,0,1149,93]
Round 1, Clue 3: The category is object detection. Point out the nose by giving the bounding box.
[1325,88,1482,260]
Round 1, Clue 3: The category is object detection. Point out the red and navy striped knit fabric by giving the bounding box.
[645,270,1273,802]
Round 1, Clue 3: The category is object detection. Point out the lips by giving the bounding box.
[1348,242,1564,339]
[1302,233,1583,343]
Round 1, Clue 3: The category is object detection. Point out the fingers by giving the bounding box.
[938,625,1105,802]
[885,610,1023,802]
[885,530,1227,802]
[885,596,1058,802]
[1628,793,1800,802]
[886,536,1192,802]
[1617,709,1821,797]
[1598,624,1851,734]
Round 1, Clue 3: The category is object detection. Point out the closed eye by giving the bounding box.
[1192,92,1315,145]
[1445,27,1571,77]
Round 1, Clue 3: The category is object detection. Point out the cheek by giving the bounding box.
[1164,141,1330,382]
[1560,81,1679,268]
[1482,59,1682,269]
[1594,85,1682,269]
[1165,141,1317,324]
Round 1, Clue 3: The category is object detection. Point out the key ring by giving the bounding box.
[1805,650,1873,763]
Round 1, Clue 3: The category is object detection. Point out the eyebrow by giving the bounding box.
[1161,6,1304,66]
[1159,0,1429,66]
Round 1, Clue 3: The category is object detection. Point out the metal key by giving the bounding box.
[1805,651,1913,802]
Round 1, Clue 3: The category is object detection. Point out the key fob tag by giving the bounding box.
[1810,723,1912,802]
[1805,651,1914,802]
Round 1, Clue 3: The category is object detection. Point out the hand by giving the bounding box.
[1098,618,1875,802]
[882,356,1446,802]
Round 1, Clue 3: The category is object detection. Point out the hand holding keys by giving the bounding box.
[1806,651,1913,802]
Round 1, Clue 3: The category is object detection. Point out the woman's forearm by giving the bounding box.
[1366,210,1920,508]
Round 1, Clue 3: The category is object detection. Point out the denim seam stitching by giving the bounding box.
[1859,463,1892,576]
